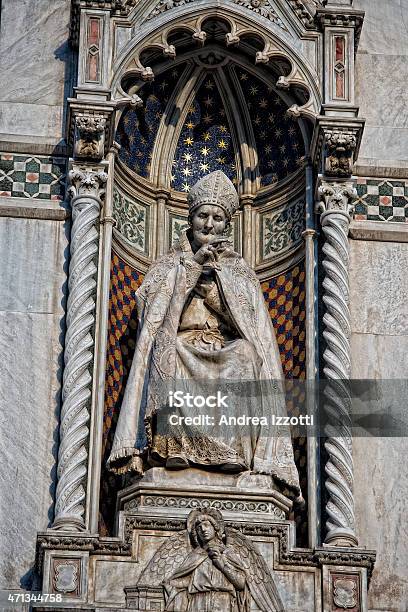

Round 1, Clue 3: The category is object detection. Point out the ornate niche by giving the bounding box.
[34,4,378,611]
[101,13,318,546]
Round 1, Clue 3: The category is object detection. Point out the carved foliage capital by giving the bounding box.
[68,169,108,203]
[317,181,356,217]
[74,114,107,161]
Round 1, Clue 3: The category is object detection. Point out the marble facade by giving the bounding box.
[0,0,407,611]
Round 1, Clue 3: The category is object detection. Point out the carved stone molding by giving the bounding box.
[123,494,287,519]
[287,0,316,28]
[315,8,364,30]
[74,114,107,160]
[52,168,107,532]
[316,180,358,548]
[148,0,288,29]
[36,517,376,586]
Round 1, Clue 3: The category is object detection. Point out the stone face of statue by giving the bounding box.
[190,204,227,245]
[195,518,217,546]
[190,204,230,266]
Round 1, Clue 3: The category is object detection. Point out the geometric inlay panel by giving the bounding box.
[0,153,66,200]
[354,177,408,223]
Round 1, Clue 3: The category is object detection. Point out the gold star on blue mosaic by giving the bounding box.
[172,74,237,191]
[116,65,184,178]
[236,69,305,186]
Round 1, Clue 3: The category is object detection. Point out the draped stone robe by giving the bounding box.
[107,231,300,493]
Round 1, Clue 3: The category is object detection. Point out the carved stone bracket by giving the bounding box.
[316,180,358,548]
[52,168,108,532]
[69,99,138,161]
[74,114,107,160]
[324,128,357,177]
[311,120,364,178]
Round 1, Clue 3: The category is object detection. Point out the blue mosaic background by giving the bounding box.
[236,68,305,187]
[116,63,305,191]
[172,75,236,191]
[116,65,185,177]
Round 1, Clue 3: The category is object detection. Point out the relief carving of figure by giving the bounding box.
[136,508,286,612]
[107,171,300,497]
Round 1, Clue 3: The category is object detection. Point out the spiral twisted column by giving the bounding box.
[53,168,107,531]
[317,181,358,547]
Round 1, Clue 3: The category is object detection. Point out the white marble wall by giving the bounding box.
[0,0,72,142]
[354,0,408,169]
[350,238,408,612]
[0,217,69,589]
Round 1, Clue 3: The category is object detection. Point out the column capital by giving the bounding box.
[317,179,357,216]
[68,167,108,202]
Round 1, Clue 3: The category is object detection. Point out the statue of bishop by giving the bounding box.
[108,171,300,499]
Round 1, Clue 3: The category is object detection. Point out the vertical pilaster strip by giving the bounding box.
[241,197,254,266]
[317,181,358,547]
[304,162,319,548]
[53,168,107,531]
[155,191,168,258]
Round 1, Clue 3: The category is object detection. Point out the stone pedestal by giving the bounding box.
[35,468,375,611]
[117,467,293,524]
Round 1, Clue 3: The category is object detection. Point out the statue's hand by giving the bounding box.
[207,545,226,568]
[193,237,230,265]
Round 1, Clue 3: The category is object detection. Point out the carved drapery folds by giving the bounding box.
[316,181,358,547]
[52,168,107,531]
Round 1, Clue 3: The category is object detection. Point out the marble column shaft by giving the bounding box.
[52,168,107,531]
[317,181,358,547]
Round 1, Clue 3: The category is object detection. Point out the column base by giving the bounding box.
[51,517,87,532]
[325,527,359,548]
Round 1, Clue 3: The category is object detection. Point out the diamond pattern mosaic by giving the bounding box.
[354,178,408,222]
[100,253,307,542]
[0,153,66,200]
[261,263,306,380]
[116,65,185,177]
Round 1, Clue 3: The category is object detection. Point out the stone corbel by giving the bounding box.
[311,119,364,178]
[324,127,357,177]
[69,101,115,161]
[74,114,107,160]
